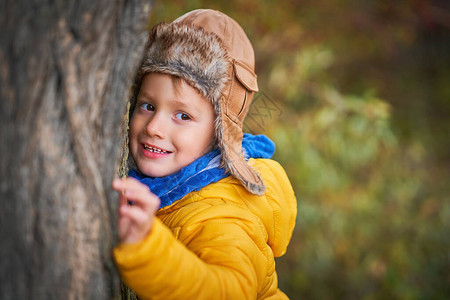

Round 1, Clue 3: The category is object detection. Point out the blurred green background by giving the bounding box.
[149,1,449,299]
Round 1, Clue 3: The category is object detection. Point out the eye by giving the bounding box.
[175,112,191,121]
[139,103,155,112]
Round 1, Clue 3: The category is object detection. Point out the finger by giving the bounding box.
[127,191,160,214]
[117,179,160,212]
[120,190,128,205]
[118,212,132,239]
[115,178,153,197]
[120,204,153,231]
[118,200,158,243]
[113,177,150,194]
[112,178,126,191]
[113,178,151,207]
[113,179,129,206]
[128,196,159,215]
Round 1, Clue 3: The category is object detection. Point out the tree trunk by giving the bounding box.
[0,0,150,298]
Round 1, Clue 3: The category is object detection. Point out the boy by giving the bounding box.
[112,9,297,299]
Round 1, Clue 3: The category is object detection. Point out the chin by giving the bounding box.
[139,166,178,178]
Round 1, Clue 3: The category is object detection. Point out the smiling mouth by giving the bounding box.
[143,144,171,154]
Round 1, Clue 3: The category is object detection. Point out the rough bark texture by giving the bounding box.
[0,0,150,299]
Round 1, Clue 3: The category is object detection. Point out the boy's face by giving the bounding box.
[130,73,216,178]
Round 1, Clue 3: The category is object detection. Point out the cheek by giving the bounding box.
[204,126,215,148]
[129,112,142,135]
[129,118,140,149]
[195,124,215,153]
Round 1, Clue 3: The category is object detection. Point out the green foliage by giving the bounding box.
[273,74,449,299]
[151,1,450,298]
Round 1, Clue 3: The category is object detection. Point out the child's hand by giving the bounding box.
[112,177,160,244]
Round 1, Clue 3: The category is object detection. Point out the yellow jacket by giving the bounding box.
[114,158,297,299]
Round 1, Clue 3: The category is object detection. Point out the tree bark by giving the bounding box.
[0,0,150,298]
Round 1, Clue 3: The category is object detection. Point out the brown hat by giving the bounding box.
[131,9,265,195]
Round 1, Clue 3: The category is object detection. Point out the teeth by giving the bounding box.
[143,145,169,154]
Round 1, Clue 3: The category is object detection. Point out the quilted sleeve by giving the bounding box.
[113,204,271,300]
[254,159,297,257]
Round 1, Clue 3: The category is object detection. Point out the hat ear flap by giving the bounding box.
[217,61,265,195]
[220,119,266,195]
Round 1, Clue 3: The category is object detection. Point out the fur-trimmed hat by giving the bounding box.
[130,9,265,195]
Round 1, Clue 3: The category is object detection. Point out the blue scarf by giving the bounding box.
[129,134,275,208]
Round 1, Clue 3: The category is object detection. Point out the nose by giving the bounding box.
[145,112,166,139]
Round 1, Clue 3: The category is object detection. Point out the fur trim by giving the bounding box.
[131,22,230,117]
[216,116,266,195]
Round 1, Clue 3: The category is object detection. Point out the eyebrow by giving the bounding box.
[136,92,154,101]
[174,99,206,117]
[170,99,194,110]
